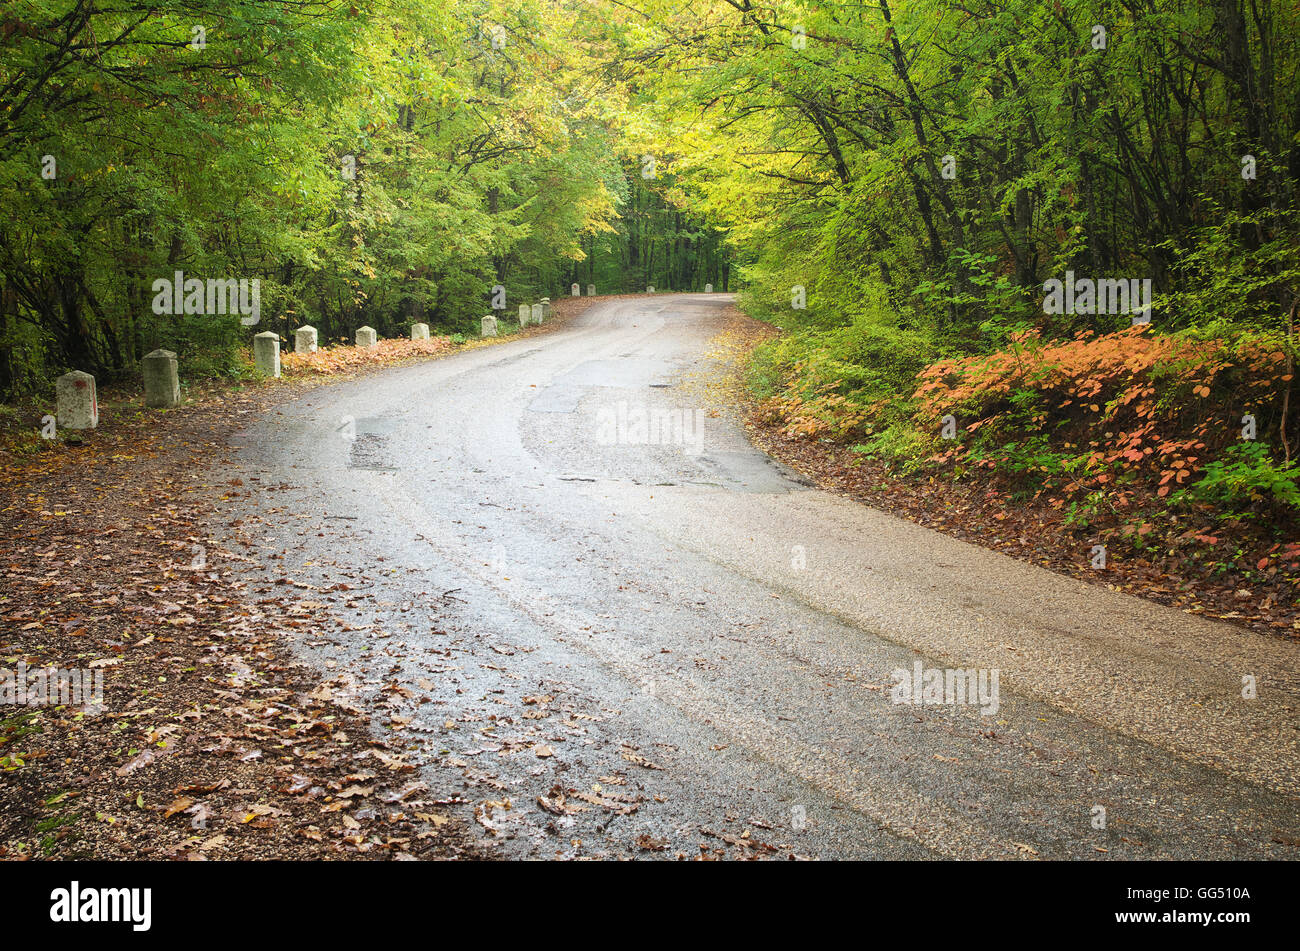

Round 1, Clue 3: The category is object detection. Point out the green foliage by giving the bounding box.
[0,1,729,396]
[755,284,940,404]
[853,420,932,476]
[1159,202,1300,338]
[0,710,41,770]
[5,0,1298,543]
[615,0,1300,530]
[1174,442,1300,514]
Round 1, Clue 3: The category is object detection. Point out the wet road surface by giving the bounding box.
[220,295,1300,859]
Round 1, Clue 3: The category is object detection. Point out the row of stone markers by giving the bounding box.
[54,292,573,430]
[515,297,552,330]
[570,283,597,296]
[51,346,179,429]
[51,347,184,430]
[249,321,437,378]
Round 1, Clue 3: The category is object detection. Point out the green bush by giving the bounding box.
[1175,441,1300,514]
[853,419,932,475]
[749,281,939,409]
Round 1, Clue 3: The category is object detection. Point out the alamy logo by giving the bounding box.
[152,270,260,326]
[595,402,705,454]
[1,662,103,712]
[50,882,151,931]
[890,661,1000,716]
[1043,270,1151,323]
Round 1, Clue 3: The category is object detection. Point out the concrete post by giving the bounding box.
[518,303,531,327]
[587,284,595,296]
[647,285,655,293]
[355,326,377,347]
[571,283,580,296]
[704,283,713,293]
[294,325,318,354]
[481,314,498,337]
[142,349,181,408]
[540,297,551,319]
[531,303,544,325]
[253,332,281,377]
[410,323,430,341]
[56,371,98,429]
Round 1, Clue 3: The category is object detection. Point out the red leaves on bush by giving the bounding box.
[913,327,1290,495]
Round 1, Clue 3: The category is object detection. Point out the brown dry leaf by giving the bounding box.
[162,796,194,819]
[369,749,415,771]
[620,748,662,770]
[240,804,285,823]
[116,749,155,777]
[536,791,574,816]
[573,791,640,815]
[701,827,778,853]
[380,781,428,803]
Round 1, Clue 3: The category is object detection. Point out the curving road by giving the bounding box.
[222,294,1300,859]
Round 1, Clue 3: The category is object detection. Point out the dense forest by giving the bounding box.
[0,0,728,395]
[3,0,1299,540]
[614,0,1300,555]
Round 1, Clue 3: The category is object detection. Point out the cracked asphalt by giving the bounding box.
[218,294,1300,860]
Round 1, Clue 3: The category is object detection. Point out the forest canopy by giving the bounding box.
[0,0,728,392]
[615,0,1300,526]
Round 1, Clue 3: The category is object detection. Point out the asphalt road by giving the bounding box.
[221,294,1300,860]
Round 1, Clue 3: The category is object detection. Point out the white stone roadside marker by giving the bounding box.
[647,285,655,293]
[571,283,580,296]
[705,283,713,293]
[295,325,318,354]
[587,284,595,296]
[518,303,531,327]
[541,297,551,319]
[355,326,377,347]
[481,314,498,337]
[253,331,281,377]
[531,303,544,325]
[142,349,181,408]
[410,322,430,340]
[56,370,98,430]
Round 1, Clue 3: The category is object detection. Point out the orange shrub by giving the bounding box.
[913,327,1292,496]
